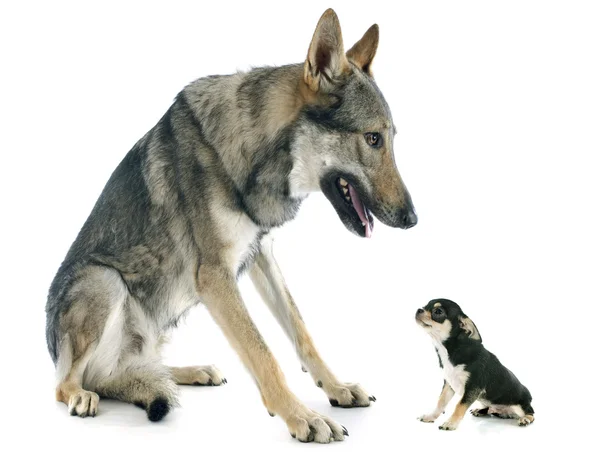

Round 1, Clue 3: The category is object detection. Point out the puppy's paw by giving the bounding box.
[286,406,347,444]
[518,415,534,427]
[326,382,374,408]
[418,414,438,423]
[439,420,458,431]
[68,390,99,418]
[470,408,489,417]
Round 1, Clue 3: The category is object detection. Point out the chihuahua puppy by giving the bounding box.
[415,299,534,430]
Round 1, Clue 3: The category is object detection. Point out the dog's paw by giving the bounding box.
[177,365,227,386]
[286,406,347,443]
[191,365,226,386]
[68,390,99,417]
[326,382,375,408]
[518,415,534,427]
[418,413,438,423]
[470,408,489,417]
[439,420,458,431]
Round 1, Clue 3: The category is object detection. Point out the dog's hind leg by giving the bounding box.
[55,333,100,417]
[509,404,535,427]
[169,366,227,386]
[53,266,128,417]
[249,237,374,408]
[470,407,490,417]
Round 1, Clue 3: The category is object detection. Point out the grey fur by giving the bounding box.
[46,9,416,431]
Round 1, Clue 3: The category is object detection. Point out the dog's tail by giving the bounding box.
[95,362,179,421]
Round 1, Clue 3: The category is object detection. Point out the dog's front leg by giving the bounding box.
[197,264,346,443]
[418,380,454,423]
[249,237,375,408]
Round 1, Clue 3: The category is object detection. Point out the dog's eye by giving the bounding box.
[433,308,444,316]
[364,132,382,148]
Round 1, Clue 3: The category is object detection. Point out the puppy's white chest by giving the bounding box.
[435,344,470,395]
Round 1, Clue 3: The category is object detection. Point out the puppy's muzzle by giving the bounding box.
[415,308,430,327]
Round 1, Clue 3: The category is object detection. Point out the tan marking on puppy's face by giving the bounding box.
[415,307,452,343]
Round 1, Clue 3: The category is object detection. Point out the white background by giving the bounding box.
[1,0,599,468]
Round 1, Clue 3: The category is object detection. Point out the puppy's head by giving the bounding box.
[415,299,482,344]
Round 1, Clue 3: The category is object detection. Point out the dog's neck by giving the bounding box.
[182,64,313,228]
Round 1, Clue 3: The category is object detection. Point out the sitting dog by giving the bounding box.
[415,299,535,430]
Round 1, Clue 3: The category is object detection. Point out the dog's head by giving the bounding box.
[290,9,417,238]
[415,299,482,344]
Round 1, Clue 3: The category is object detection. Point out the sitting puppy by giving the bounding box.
[415,299,534,430]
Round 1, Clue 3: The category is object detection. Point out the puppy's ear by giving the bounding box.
[459,316,482,342]
[304,9,350,92]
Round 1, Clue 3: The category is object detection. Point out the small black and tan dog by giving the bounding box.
[415,299,534,430]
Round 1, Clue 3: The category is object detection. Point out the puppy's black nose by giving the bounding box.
[416,308,424,315]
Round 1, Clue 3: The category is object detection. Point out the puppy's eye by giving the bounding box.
[364,132,383,148]
[433,308,444,316]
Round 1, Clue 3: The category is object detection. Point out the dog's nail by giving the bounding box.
[268,411,275,417]
[290,433,296,439]
[316,380,323,388]
[223,378,227,384]
[301,366,307,373]
[369,396,376,402]
[342,426,349,436]
[329,399,340,407]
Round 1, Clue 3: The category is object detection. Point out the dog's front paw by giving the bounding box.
[326,382,375,408]
[285,406,347,443]
[439,420,458,431]
[418,413,438,423]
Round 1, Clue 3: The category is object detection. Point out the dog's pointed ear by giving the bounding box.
[346,24,379,76]
[304,9,350,92]
[459,316,482,342]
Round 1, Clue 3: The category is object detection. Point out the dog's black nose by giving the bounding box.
[402,209,418,229]
[416,308,424,315]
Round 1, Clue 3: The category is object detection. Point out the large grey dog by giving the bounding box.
[46,9,417,443]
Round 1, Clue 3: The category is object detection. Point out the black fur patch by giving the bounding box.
[147,397,170,422]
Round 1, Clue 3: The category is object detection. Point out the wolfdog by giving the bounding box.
[46,9,417,443]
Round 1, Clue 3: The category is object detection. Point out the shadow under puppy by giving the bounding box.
[415,299,534,430]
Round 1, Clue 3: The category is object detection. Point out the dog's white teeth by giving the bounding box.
[342,187,349,195]
[339,178,348,187]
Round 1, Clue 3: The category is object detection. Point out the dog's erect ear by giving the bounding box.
[304,9,350,92]
[346,24,379,76]
[459,316,482,342]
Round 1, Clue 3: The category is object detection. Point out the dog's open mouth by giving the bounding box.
[335,177,374,238]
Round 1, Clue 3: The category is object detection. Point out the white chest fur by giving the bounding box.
[211,205,261,273]
[434,342,470,396]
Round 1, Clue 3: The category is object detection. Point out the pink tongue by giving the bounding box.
[348,184,372,238]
